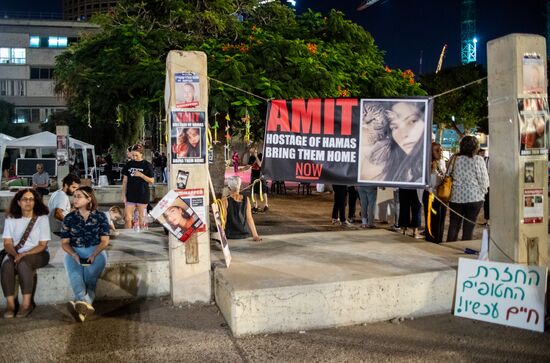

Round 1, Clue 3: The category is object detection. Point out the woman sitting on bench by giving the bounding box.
[1,188,51,318]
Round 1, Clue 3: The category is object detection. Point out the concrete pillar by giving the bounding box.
[56,125,69,186]
[487,34,548,266]
[165,51,211,303]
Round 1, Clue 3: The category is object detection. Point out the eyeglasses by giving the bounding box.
[20,197,35,202]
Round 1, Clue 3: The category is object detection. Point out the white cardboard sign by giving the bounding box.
[454,258,547,332]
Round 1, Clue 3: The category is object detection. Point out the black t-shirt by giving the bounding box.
[122,159,154,204]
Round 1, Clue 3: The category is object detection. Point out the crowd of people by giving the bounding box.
[329,135,489,243]
[1,142,154,322]
[1,134,490,322]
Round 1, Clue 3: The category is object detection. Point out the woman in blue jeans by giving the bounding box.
[357,186,378,228]
[60,186,109,322]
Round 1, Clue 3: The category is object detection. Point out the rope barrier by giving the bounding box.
[431,77,487,99]
[429,191,515,262]
[208,77,270,102]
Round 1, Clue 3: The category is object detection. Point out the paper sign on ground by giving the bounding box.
[454,258,547,332]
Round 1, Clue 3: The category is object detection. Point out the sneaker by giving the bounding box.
[391,225,401,232]
[331,218,340,225]
[3,308,15,319]
[68,301,85,322]
[75,301,95,316]
[346,218,355,224]
[343,221,354,228]
[413,233,423,239]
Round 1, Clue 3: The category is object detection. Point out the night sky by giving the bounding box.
[1,0,546,74]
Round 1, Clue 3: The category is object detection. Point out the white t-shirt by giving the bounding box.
[48,189,71,232]
[2,215,51,254]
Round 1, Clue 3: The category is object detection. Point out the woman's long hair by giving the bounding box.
[384,135,424,183]
[7,188,49,218]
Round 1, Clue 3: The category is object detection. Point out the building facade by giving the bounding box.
[0,19,98,132]
[63,0,118,21]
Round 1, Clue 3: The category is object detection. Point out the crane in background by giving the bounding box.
[435,44,448,74]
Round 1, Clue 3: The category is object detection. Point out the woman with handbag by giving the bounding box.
[61,186,110,322]
[1,188,51,318]
[446,136,489,241]
[423,142,447,243]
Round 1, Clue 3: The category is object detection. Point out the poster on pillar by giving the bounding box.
[170,111,206,164]
[522,53,545,95]
[262,98,432,187]
[175,72,200,108]
[523,188,544,224]
[56,135,69,166]
[150,189,206,242]
[518,98,548,156]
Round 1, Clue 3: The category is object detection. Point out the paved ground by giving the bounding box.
[0,298,549,363]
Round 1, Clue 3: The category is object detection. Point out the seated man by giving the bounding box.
[48,174,81,235]
[32,163,50,196]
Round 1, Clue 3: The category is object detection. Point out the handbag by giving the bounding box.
[436,156,456,203]
[0,215,38,263]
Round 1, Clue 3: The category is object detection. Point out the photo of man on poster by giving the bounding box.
[175,72,200,108]
[357,99,429,185]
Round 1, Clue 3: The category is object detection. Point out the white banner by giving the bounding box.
[454,258,547,332]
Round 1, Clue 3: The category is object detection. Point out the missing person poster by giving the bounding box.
[175,72,200,108]
[150,189,205,242]
[262,98,432,187]
[170,111,206,164]
[522,53,545,95]
[518,98,548,156]
[523,188,544,224]
[56,135,69,166]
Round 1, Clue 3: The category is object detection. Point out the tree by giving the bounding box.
[54,0,427,193]
[54,0,426,148]
[420,64,488,136]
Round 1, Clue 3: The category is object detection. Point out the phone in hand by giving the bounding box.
[79,257,91,265]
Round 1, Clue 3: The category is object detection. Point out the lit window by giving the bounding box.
[48,36,68,48]
[11,49,25,64]
[0,48,8,63]
[30,36,40,47]
[0,48,26,64]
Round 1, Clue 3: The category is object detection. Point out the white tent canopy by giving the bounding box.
[0,133,15,185]
[5,131,96,178]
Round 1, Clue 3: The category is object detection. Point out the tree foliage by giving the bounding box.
[53,0,426,149]
[420,64,488,135]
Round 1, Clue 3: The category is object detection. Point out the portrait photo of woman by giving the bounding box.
[357,99,429,186]
[160,199,202,242]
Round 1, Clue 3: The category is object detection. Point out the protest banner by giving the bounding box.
[262,98,432,187]
[150,189,205,243]
[454,258,547,332]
